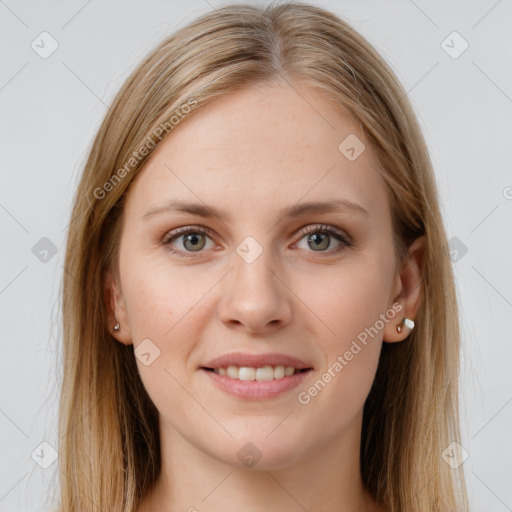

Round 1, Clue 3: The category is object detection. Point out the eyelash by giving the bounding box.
[161,224,352,258]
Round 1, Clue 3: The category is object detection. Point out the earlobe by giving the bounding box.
[397,318,415,333]
[383,236,426,343]
[384,316,415,343]
[103,269,133,345]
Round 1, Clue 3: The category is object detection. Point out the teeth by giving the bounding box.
[274,365,285,379]
[227,366,238,379]
[213,365,301,380]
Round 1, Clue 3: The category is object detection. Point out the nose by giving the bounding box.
[217,246,293,334]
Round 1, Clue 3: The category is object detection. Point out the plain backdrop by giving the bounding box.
[1,0,511,510]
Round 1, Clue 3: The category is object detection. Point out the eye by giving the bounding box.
[162,226,218,257]
[294,224,352,254]
[161,223,352,258]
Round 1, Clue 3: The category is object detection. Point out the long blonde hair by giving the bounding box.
[56,2,469,510]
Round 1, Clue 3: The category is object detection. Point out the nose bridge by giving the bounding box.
[234,237,276,289]
[217,234,292,331]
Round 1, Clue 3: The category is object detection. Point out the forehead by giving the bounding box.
[124,80,388,222]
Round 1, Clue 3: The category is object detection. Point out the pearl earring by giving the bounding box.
[113,321,120,333]
[397,318,414,333]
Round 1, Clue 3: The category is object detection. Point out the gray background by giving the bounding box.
[1,0,511,510]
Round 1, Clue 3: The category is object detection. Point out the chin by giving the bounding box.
[209,434,308,471]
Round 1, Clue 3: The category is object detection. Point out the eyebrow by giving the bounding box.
[142,198,368,222]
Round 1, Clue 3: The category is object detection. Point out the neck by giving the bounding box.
[138,410,386,512]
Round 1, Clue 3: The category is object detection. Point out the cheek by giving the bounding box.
[302,257,394,346]
[121,263,205,425]
[120,248,209,340]
[291,255,394,413]
[123,276,175,340]
[119,251,215,394]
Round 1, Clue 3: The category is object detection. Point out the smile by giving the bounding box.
[206,365,306,380]
[201,366,313,400]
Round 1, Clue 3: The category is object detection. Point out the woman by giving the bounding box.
[57,2,469,511]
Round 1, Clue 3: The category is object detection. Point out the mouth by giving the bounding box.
[200,362,314,400]
[201,365,311,381]
[200,352,314,399]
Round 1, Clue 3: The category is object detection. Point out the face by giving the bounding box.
[107,79,411,470]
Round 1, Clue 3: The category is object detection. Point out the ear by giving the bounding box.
[103,268,133,345]
[383,235,426,343]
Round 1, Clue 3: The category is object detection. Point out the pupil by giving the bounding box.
[309,233,329,251]
[184,233,205,251]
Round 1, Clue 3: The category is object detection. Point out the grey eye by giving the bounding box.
[181,232,206,251]
[306,232,331,251]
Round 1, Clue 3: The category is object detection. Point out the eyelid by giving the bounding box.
[161,223,352,257]
[294,224,352,245]
[161,224,217,244]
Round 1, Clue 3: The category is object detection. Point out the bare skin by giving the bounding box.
[106,78,424,512]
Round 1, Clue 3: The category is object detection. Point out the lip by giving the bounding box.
[202,352,312,370]
[201,367,313,400]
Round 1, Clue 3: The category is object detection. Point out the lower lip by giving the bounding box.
[201,368,313,400]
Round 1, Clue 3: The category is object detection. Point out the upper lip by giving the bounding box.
[202,352,313,370]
